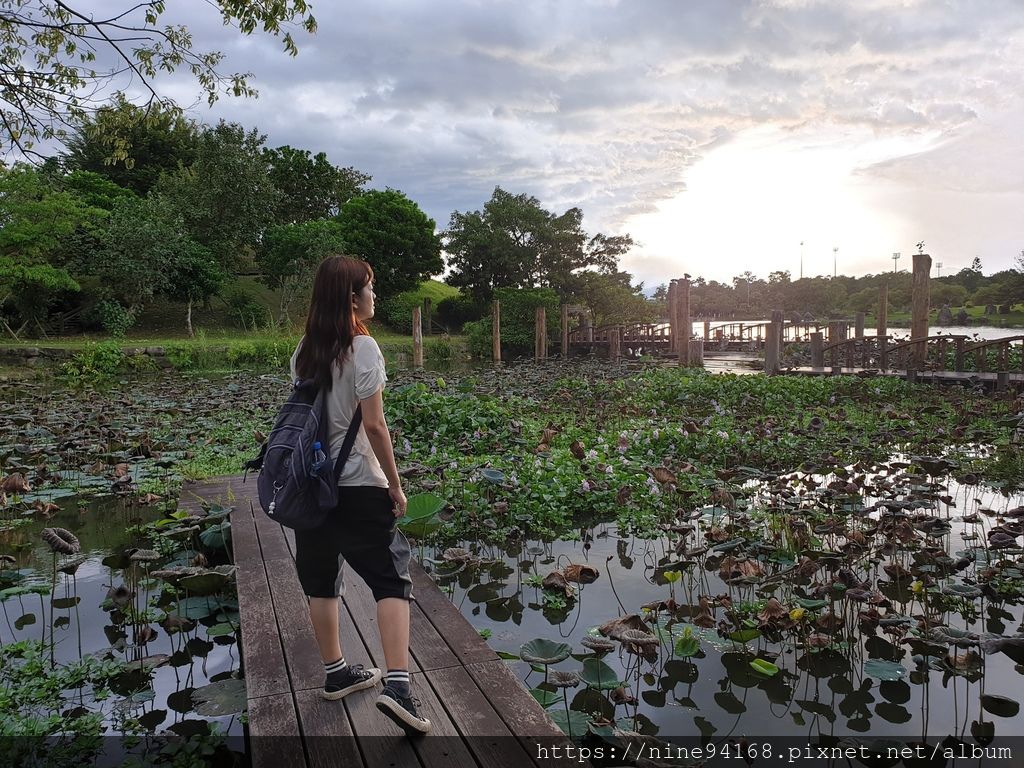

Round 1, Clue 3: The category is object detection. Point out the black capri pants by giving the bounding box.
[294,485,414,602]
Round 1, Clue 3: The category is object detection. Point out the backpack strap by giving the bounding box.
[331,404,363,483]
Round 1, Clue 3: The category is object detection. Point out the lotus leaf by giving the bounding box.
[750,659,780,677]
[579,658,620,691]
[529,687,559,708]
[519,638,572,665]
[980,694,1020,718]
[191,678,247,716]
[864,659,906,681]
[179,571,232,595]
[549,708,590,739]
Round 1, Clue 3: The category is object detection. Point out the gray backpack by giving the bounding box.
[244,379,362,530]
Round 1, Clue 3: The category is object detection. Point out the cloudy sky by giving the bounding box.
[152,0,1023,287]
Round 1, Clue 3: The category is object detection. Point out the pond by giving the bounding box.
[3,362,1022,763]
[423,463,1024,754]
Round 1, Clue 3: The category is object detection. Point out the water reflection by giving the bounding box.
[0,493,243,763]
[425,471,1024,746]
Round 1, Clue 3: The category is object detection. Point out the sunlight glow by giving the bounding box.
[623,124,946,283]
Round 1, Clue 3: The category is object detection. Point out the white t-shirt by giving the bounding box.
[290,335,389,488]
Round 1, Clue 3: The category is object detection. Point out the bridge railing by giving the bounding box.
[814,334,984,371]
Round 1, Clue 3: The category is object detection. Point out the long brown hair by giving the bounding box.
[294,255,373,390]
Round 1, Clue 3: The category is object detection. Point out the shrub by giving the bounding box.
[222,284,271,330]
[95,300,134,337]
[464,287,559,359]
[376,292,424,334]
[436,294,485,331]
[61,341,125,378]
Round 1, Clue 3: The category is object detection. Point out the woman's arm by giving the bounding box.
[360,388,407,516]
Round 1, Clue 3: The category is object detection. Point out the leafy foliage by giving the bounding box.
[264,145,370,223]
[336,189,443,297]
[1,1,316,158]
[444,186,632,302]
[256,219,346,325]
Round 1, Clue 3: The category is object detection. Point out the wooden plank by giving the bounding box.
[464,661,573,768]
[294,688,364,768]
[409,565,497,666]
[425,665,535,768]
[463,660,565,738]
[408,603,461,672]
[236,561,292,698]
[262,551,328,693]
[340,592,479,768]
[344,686,424,768]
[343,576,423,674]
[253,506,295,562]
[230,502,261,563]
[247,692,307,768]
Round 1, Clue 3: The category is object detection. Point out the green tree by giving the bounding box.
[444,187,631,302]
[0,257,79,337]
[574,271,656,327]
[93,194,209,328]
[62,98,200,195]
[336,189,442,297]
[59,170,137,211]
[162,241,225,336]
[1,1,316,158]
[257,219,347,325]
[0,164,105,262]
[156,121,280,272]
[264,145,370,223]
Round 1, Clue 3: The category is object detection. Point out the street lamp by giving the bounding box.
[800,241,804,280]
[892,252,901,273]
[936,262,943,278]
[833,246,838,279]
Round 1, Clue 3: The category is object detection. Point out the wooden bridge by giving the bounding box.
[179,474,571,768]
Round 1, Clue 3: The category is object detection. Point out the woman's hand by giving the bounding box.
[389,485,407,518]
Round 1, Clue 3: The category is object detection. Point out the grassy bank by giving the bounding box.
[866,302,1024,328]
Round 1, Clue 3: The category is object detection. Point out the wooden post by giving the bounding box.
[879,336,888,370]
[703,320,711,340]
[423,298,432,335]
[492,300,501,364]
[411,307,424,367]
[954,336,965,371]
[771,310,784,362]
[810,332,824,368]
[667,281,677,354]
[535,306,547,361]
[560,304,569,359]
[996,371,1009,392]
[675,277,690,367]
[854,312,865,339]
[609,327,621,362]
[765,322,780,374]
[911,253,931,369]
[877,284,888,339]
[688,339,704,367]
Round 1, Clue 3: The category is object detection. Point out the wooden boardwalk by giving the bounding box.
[179,475,573,768]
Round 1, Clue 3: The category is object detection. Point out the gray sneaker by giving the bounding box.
[323,664,381,700]
[376,684,432,735]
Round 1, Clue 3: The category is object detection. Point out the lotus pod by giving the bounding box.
[569,440,586,460]
[563,563,599,584]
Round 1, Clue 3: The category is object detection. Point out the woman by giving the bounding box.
[290,255,430,736]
